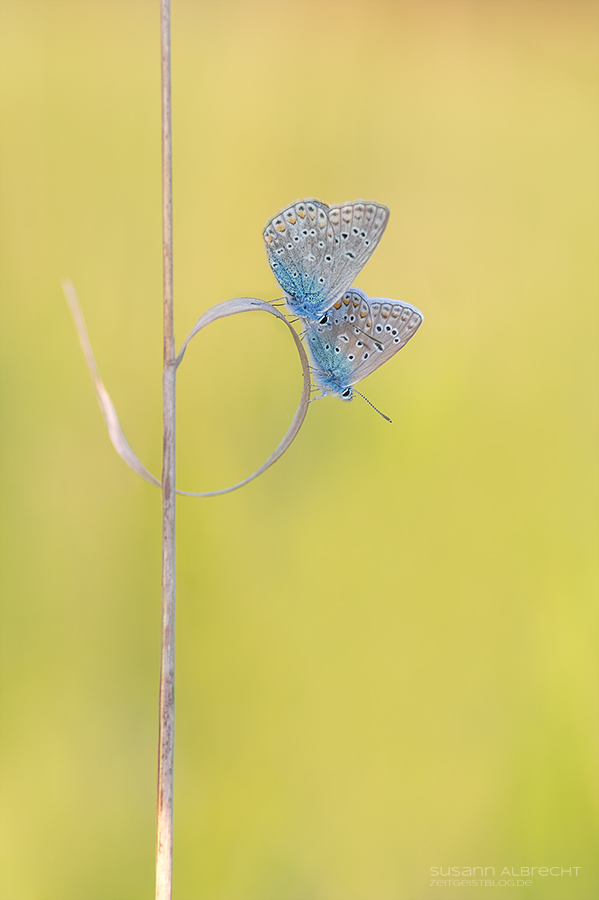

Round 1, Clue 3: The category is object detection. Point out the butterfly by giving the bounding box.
[305,287,423,410]
[263,198,389,321]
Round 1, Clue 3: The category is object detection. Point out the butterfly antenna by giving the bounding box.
[353,390,392,423]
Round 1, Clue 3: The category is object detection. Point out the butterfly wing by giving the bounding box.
[263,199,389,320]
[325,202,389,305]
[263,199,333,318]
[309,288,423,395]
[338,289,423,385]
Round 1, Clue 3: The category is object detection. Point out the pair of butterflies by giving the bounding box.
[263,198,423,412]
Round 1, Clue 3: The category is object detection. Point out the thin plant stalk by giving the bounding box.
[62,7,311,895]
[156,0,176,898]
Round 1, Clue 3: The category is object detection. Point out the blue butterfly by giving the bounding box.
[263,198,389,321]
[306,287,423,412]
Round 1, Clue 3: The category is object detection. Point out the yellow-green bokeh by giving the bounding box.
[0,1,597,898]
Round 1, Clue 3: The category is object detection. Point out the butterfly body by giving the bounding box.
[306,288,424,400]
[263,198,389,320]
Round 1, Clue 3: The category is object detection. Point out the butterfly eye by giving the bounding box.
[342,389,351,398]
[319,315,328,324]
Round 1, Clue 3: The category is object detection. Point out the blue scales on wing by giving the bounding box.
[306,287,424,400]
[263,198,389,321]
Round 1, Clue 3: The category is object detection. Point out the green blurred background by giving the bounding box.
[0,1,597,898]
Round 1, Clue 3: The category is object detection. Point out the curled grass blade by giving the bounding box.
[63,282,311,496]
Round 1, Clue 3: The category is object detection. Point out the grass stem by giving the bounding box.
[156,0,176,898]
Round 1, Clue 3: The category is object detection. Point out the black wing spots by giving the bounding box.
[344,250,356,260]
[375,324,383,334]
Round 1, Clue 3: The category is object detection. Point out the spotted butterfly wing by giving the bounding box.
[263,199,389,321]
[306,287,423,400]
